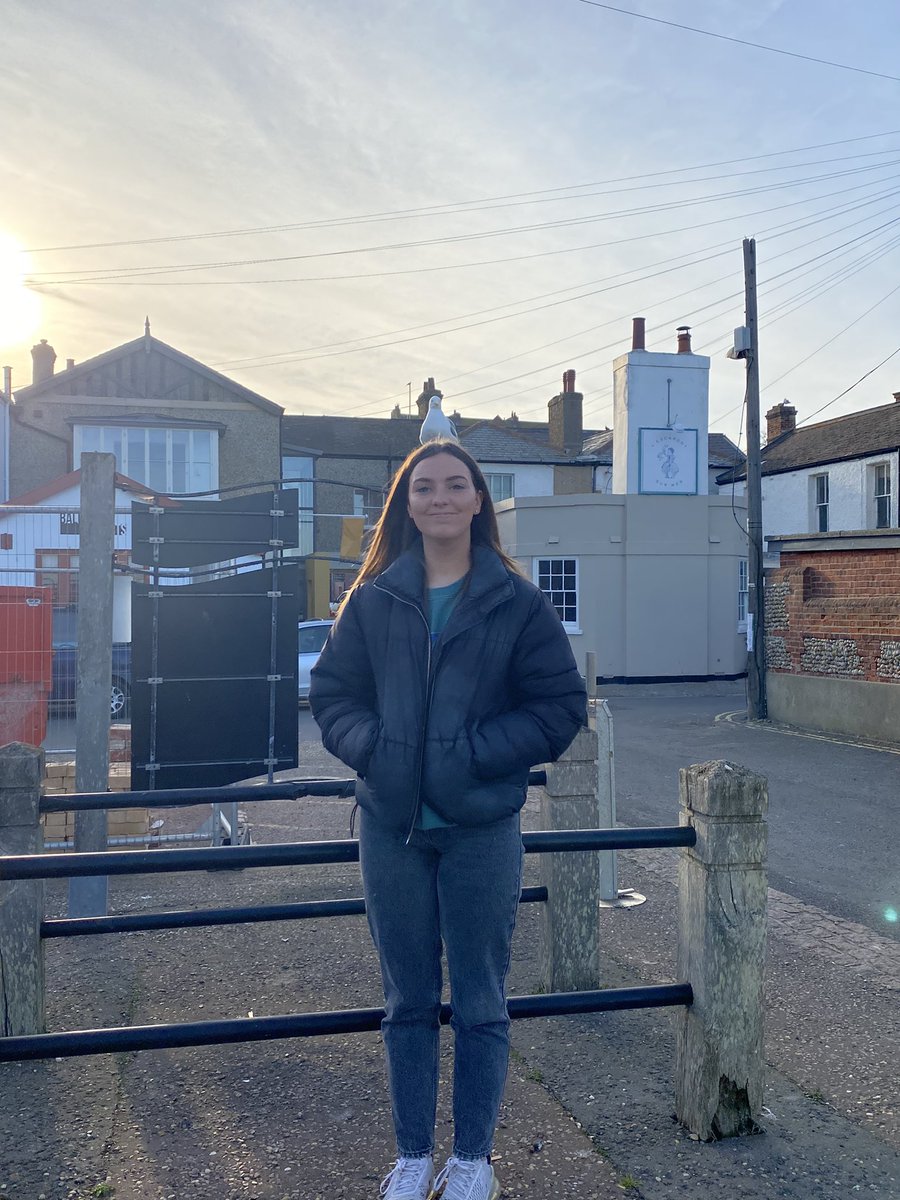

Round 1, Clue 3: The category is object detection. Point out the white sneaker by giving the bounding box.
[432,1156,500,1200]
[380,1155,435,1199]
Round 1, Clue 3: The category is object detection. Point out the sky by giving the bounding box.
[2,0,900,446]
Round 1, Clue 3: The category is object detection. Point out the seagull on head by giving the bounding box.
[419,395,459,444]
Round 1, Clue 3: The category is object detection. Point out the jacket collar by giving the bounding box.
[376,540,515,610]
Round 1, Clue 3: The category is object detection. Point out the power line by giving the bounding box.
[512,223,900,425]
[292,208,900,424]
[29,174,900,291]
[577,1,900,83]
[799,347,900,424]
[218,196,900,371]
[762,280,900,393]
[230,212,900,389]
[27,159,900,284]
[24,131,900,255]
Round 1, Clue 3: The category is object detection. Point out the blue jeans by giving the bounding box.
[358,808,524,1160]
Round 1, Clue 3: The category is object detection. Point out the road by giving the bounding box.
[599,687,898,940]
[300,690,899,940]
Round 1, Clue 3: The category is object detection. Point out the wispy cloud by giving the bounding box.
[1,0,898,434]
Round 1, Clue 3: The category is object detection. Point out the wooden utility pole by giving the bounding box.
[743,238,767,720]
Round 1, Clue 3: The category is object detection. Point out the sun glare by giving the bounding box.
[0,233,41,351]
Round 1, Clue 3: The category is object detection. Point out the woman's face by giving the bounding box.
[407,452,483,545]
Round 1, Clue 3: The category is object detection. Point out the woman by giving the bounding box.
[310,440,586,1200]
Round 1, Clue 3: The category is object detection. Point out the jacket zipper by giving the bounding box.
[373,581,432,843]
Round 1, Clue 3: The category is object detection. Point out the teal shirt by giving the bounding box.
[418,577,465,830]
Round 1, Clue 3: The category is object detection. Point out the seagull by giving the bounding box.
[419,395,459,444]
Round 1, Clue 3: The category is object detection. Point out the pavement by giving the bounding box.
[1,697,898,1199]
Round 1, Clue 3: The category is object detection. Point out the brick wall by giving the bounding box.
[765,547,900,683]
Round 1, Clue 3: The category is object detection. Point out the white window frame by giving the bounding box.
[282,454,314,556]
[533,556,580,633]
[738,559,748,628]
[485,472,515,503]
[812,472,829,532]
[74,424,218,494]
[872,462,892,530]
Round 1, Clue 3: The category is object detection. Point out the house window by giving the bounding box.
[282,455,314,555]
[535,557,579,630]
[351,487,383,524]
[36,549,79,607]
[873,463,892,529]
[485,473,515,503]
[75,425,218,494]
[738,559,748,625]
[813,473,829,532]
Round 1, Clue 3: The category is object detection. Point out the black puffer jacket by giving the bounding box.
[309,543,587,833]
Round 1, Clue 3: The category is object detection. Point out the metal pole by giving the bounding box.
[743,238,767,720]
[68,452,116,917]
[585,650,597,699]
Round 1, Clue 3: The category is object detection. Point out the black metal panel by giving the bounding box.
[132,489,299,567]
[131,564,299,790]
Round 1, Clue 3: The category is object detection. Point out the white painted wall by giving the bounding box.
[762,451,899,539]
[612,349,711,495]
[0,480,135,638]
[592,464,613,493]
[497,492,748,681]
[483,462,555,497]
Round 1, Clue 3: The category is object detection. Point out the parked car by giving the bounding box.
[298,619,333,703]
[50,639,132,720]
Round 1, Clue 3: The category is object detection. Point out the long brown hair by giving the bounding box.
[349,439,522,593]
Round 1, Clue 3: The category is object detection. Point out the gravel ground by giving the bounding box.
[2,733,897,1199]
[1,768,623,1200]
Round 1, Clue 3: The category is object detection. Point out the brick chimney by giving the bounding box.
[548,369,583,453]
[676,326,692,354]
[31,339,56,384]
[416,377,441,419]
[765,400,797,443]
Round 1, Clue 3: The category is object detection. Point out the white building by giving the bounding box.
[497,492,748,683]
[0,469,150,642]
[717,398,900,542]
[496,322,750,684]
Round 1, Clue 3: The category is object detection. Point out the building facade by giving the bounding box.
[11,329,283,499]
[497,492,748,683]
[717,397,900,541]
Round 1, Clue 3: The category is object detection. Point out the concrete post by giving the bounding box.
[0,742,45,1035]
[539,719,601,992]
[69,451,116,917]
[675,759,768,1139]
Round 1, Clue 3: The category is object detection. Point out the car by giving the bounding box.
[298,619,333,703]
[50,612,132,720]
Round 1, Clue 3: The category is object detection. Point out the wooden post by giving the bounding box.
[675,760,768,1139]
[0,742,45,1035]
[539,719,601,992]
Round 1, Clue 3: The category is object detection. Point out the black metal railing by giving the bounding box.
[3,827,695,882]
[1,773,697,1063]
[38,772,548,813]
[0,984,693,1062]
[41,887,551,938]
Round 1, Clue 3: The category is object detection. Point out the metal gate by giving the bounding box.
[130,485,301,791]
